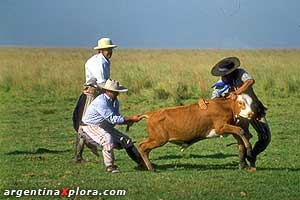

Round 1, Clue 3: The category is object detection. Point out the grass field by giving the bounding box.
[0,47,300,199]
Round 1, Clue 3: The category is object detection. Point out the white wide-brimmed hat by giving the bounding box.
[100,79,128,93]
[94,38,117,50]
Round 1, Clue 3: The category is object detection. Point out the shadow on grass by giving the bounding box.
[256,167,300,172]
[152,164,300,172]
[5,147,71,155]
[155,152,237,160]
[152,153,239,171]
[151,152,300,172]
[155,162,238,171]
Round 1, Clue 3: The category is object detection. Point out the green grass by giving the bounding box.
[0,48,300,199]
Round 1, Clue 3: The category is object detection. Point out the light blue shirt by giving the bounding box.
[82,94,125,126]
[85,53,110,87]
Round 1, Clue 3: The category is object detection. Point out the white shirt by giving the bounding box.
[85,53,110,87]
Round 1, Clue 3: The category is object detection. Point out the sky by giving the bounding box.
[0,0,300,49]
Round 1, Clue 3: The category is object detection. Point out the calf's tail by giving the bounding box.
[126,114,149,132]
[139,114,149,119]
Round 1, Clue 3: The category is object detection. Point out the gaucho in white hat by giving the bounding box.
[80,79,145,173]
[73,37,118,163]
[87,37,118,87]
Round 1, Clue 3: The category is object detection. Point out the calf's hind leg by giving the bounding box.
[138,138,167,171]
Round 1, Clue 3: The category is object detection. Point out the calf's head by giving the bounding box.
[235,94,254,119]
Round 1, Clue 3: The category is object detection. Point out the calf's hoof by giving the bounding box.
[245,166,256,172]
[148,167,156,172]
[145,164,155,172]
[135,162,151,171]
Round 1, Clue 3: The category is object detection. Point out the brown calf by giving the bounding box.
[138,94,254,171]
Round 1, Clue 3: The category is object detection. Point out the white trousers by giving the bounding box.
[81,125,114,167]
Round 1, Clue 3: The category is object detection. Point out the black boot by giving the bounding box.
[125,146,145,167]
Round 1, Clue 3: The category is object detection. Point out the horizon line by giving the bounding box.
[0,45,300,51]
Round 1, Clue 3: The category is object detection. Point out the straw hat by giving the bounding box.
[100,79,128,93]
[211,57,240,76]
[94,38,117,50]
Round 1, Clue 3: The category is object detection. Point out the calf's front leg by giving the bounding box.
[216,124,252,158]
[232,134,248,169]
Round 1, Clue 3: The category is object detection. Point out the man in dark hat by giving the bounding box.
[198,57,271,170]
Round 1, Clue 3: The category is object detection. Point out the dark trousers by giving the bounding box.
[237,116,271,162]
[73,86,102,162]
[250,118,271,159]
[73,92,92,162]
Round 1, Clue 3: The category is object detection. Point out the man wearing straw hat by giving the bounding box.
[79,79,144,173]
[73,38,118,162]
[199,57,271,170]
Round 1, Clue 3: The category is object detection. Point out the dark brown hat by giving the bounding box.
[211,57,240,76]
